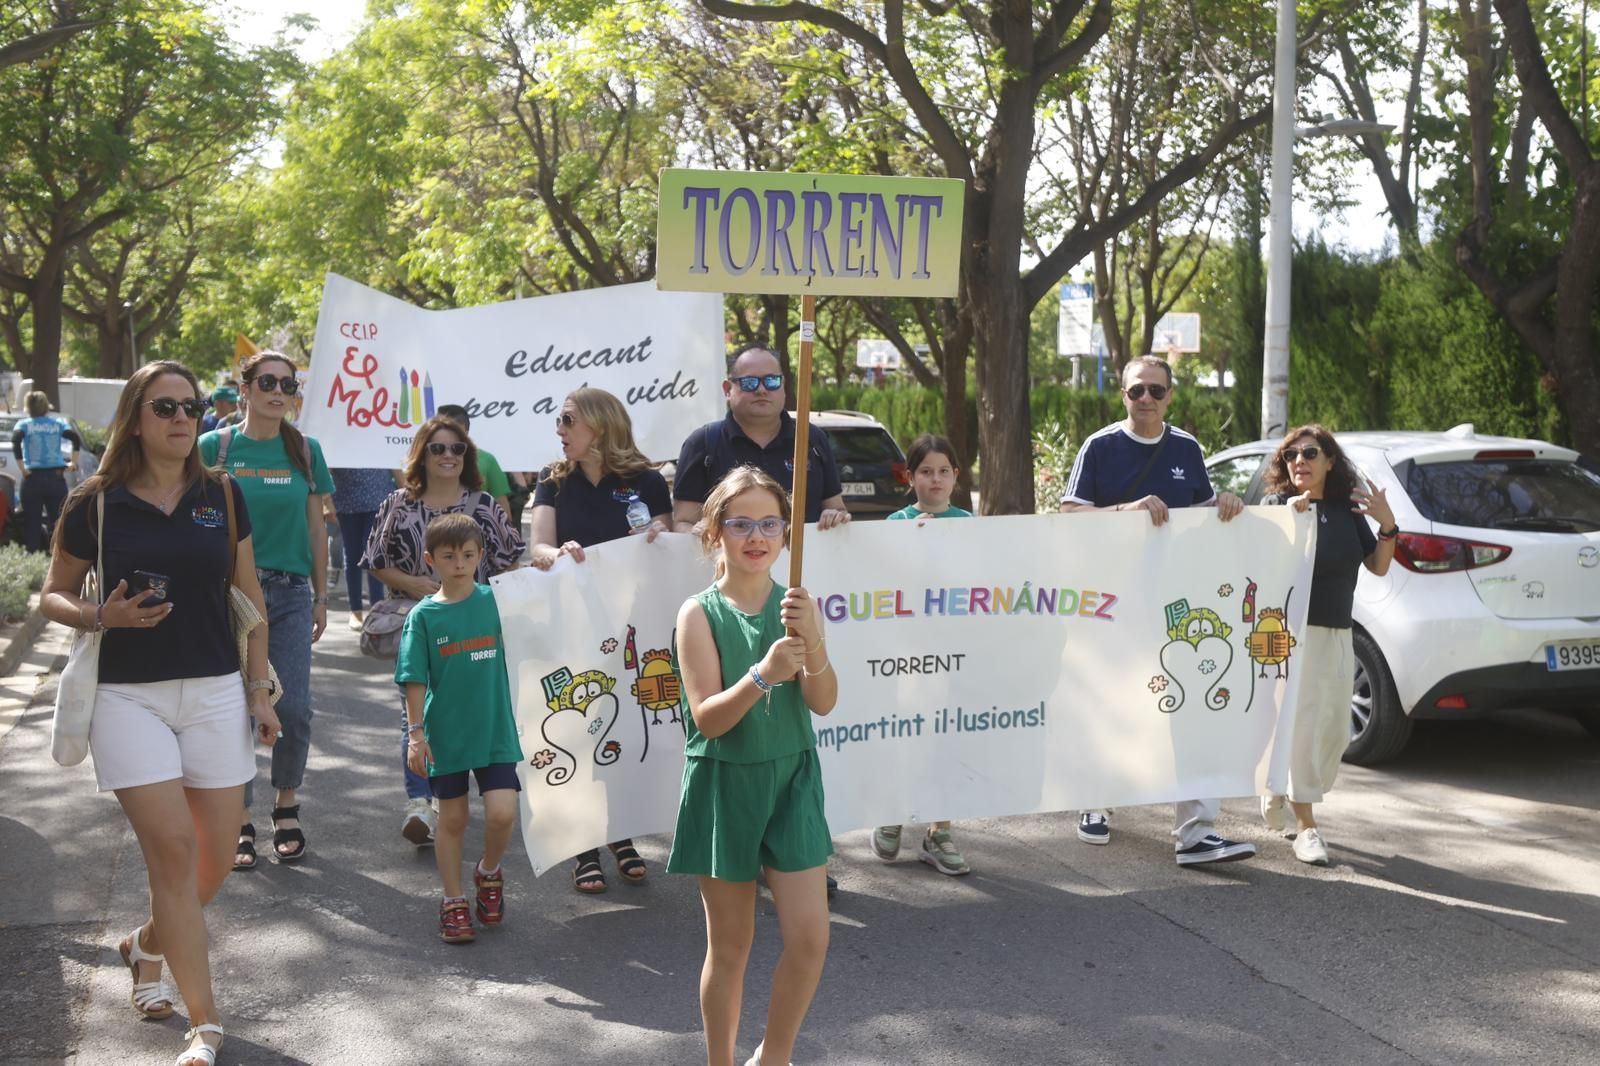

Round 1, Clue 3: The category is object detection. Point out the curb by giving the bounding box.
[0,594,48,678]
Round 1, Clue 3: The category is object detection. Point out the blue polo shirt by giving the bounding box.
[59,477,251,684]
[672,411,843,524]
[1061,423,1216,509]
[532,466,671,548]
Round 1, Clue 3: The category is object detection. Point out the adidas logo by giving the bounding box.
[1169,466,1186,479]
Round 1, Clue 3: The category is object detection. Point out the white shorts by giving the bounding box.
[89,673,254,792]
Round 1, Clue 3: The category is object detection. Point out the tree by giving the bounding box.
[699,0,1294,513]
[0,1,99,72]
[0,1,294,399]
[1451,0,1599,456]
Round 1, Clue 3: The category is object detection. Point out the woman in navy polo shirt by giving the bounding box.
[41,361,281,1066]
[530,386,671,893]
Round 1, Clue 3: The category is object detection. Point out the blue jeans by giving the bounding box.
[246,570,314,810]
[399,686,432,801]
[337,510,384,611]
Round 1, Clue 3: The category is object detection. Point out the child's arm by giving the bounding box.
[677,598,806,738]
[784,588,838,715]
[404,682,432,776]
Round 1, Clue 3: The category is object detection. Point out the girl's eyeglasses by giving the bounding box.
[722,516,787,539]
[145,397,207,420]
[426,441,468,457]
[1283,446,1322,462]
[247,373,299,396]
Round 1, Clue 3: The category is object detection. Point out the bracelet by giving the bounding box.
[1378,525,1399,540]
[314,595,329,605]
[748,665,773,693]
[246,679,276,693]
[802,659,833,678]
[407,724,424,734]
[94,603,105,632]
[805,637,826,654]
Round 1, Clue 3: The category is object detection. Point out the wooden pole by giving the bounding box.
[787,292,817,600]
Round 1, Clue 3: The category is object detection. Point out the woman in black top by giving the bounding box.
[530,386,671,893]
[40,361,280,1066]
[1260,424,1397,866]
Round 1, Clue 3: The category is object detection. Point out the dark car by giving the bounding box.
[815,411,911,520]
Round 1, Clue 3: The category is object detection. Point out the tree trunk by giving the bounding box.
[28,267,66,404]
[1550,168,1600,457]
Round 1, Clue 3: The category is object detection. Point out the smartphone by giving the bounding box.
[130,570,171,604]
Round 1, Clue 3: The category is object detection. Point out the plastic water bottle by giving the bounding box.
[625,493,652,531]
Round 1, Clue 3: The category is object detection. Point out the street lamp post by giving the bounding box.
[1259,0,1393,440]
[122,300,137,373]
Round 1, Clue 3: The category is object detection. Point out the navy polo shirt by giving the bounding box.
[672,411,843,524]
[531,466,671,549]
[60,477,251,684]
[1061,423,1217,509]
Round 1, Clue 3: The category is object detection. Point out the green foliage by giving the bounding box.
[0,543,49,619]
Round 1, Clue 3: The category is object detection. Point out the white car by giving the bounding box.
[1207,424,1600,764]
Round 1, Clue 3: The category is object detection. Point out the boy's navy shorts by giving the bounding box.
[429,762,521,800]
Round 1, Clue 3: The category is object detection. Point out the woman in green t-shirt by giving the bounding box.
[199,351,335,869]
[668,466,837,1066]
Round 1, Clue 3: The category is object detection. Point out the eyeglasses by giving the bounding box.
[426,441,468,457]
[732,374,784,393]
[1124,384,1168,401]
[146,397,207,420]
[1283,446,1322,462]
[556,412,579,429]
[248,373,299,396]
[722,516,787,539]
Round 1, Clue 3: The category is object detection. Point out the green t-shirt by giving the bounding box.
[394,584,524,775]
[478,448,511,498]
[886,503,973,520]
[678,582,815,764]
[198,428,335,576]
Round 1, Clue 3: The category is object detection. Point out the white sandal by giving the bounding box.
[176,1023,224,1066]
[118,925,175,1019]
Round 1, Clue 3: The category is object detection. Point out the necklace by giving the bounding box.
[142,480,186,514]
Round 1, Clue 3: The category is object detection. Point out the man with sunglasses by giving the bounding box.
[671,344,850,534]
[1058,355,1254,867]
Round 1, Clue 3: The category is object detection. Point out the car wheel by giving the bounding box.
[1344,629,1413,765]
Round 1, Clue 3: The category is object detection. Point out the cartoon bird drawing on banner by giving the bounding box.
[535,665,622,785]
[1155,599,1236,713]
[622,625,682,762]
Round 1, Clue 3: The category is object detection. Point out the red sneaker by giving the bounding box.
[439,899,475,943]
[474,865,505,925]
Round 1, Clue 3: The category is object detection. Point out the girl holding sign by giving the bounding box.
[871,434,974,876]
[669,467,837,1066]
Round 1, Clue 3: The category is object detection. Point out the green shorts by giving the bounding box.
[666,749,833,883]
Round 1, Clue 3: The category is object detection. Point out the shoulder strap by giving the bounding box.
[216,426,233,467]
[223,475,238,583]
[702,421,722,471]
[300,434,313,476]
[1116,426,1171,505]
[94,492,105,603]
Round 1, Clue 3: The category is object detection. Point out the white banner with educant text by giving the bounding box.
[299,273,725,469]
[492,509,1315,875]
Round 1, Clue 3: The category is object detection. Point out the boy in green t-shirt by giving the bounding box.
[398,513,525,943]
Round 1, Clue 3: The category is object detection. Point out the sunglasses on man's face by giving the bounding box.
[732,374,784,393]
[1124,384,1168,401]
[145,397,208,420]
[722,516,788,539]
[426,441,468,457]
[249,373,299,396]
[1283,446,1322,463]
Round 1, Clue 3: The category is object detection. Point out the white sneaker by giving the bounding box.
[744,1048,792,1066]
[1260,794,1289,833]
[1293,827,1329,866]
[401,797,436,846]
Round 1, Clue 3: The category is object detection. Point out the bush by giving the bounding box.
[0,544,49,620]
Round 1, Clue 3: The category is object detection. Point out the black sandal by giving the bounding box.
[233,823,257,871]
[271,805,307,863]
[573,850,606,894]
[609,840,647,884]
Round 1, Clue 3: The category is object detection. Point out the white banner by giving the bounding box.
[299,273,726,469]
[493,509,1315,875]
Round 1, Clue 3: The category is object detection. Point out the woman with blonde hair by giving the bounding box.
[41,361,281,1066]
[530,386,671,891]
[364,415,525,844]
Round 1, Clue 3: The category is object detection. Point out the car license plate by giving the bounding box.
[1545,640,1600,671]
[842,481,875,496]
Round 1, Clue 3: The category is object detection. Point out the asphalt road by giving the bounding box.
[2,606,1598,1066]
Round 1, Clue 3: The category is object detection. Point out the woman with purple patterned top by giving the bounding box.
[362,416,525,846]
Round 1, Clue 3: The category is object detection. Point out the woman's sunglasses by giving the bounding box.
[145,397,208,420]
[723,516,788,539]
[1283,446,1323,462]
[556,412,579,429]
[248,373,299,396]
[1124,384,1168,401]
[427,441,468,457]
[732,374,784,393]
